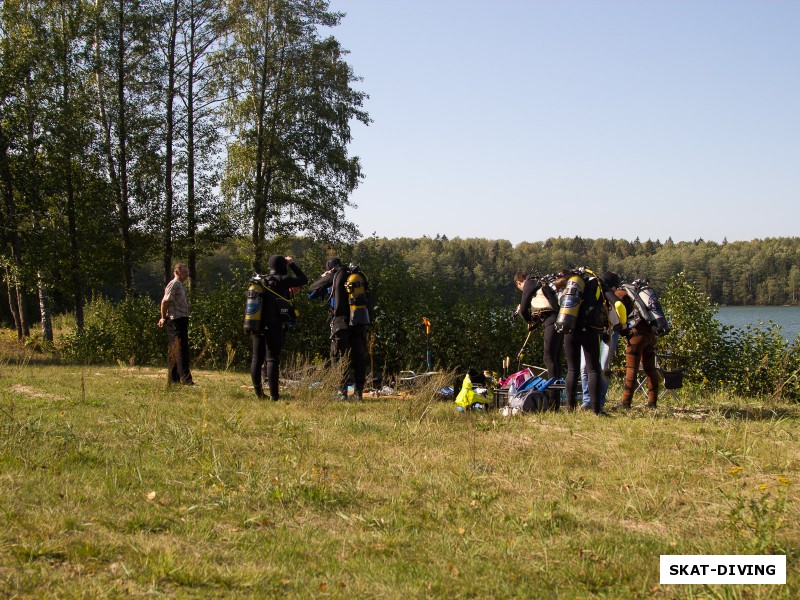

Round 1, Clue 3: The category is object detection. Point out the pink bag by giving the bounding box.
[499,368,533,389]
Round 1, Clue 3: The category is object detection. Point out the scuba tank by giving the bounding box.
[344,266,370,326]
[622,279,670,335]
[611,298,627,332]
[243,276,267,333]
[554,273,585,334]
[640,287,669,335]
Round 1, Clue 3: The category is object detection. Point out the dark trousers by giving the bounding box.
[331,324,367,395]
[622,330,659,405]
[542,313,563,379]
[564,329,601,412]
[166,317,192,384]
[251,327,285,400]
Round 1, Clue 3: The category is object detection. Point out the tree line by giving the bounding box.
[1,0,368,340]
[353,234,800,307]
[50,236,800,401]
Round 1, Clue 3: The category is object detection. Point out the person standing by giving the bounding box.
[308,257,371,399]
[158,263,194,385]
[557,269,605,414]
[514,271,563,379]
[580,271,626,411]
[617,280,659,409]
[250,255,308,400]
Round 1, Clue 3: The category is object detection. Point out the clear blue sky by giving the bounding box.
[328,0,799,245]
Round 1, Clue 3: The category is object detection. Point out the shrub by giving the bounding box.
[61,295,163,365]
[660,272,800,400]
[56,270,800,400]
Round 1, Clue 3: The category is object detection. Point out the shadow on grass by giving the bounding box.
[714,405,800,421]
[669,403,800,422]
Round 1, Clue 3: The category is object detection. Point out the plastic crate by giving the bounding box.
[493,388,509,410]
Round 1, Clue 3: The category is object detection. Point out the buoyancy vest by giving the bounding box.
[529,276,560,316]
[344,268,370,326]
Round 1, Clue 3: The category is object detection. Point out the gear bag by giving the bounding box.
[621,279,669,336]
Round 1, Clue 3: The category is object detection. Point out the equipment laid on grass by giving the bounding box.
[455,373,490,411]
[505,375,560,413]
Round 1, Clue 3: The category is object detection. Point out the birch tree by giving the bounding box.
[219,0,368,271]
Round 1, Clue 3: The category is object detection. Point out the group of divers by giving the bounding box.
[240,255,666,416]
[509,268,667,415]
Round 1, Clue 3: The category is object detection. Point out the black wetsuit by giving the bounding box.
[519,277,562,379]
[563,277,603,413]
[250,263,308,399]
[308,266,369,397]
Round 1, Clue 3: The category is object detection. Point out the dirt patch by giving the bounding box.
[621,518,670,537]
[10,384,63,400]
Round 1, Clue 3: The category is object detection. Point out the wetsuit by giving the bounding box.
[519,277,562,379]
[250,262,308,399]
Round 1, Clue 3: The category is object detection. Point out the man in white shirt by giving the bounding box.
[157,263,194,385]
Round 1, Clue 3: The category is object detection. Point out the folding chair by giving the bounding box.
[656,353,687,402]
[634,364,649,399]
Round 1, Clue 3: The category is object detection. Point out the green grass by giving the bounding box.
[0,356,798,598]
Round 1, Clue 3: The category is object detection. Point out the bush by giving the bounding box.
[660,272,800,400]
[56,270,800,401]
[61,295,163,365]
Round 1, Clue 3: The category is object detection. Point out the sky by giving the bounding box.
[326,0,800,246]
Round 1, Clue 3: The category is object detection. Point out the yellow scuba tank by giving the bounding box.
[344,269,370,326]
[554,274,585,334]
[243,277,266,333]
[612,300,627,332]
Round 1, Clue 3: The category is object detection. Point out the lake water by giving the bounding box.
[714,306,800,341]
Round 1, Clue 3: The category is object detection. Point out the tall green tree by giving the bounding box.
[158,0,181,284]
[219,0,369,272]
[47,0,95,329]
[0,0,46,338]
[93,0,163,293]
[179,0,227,286]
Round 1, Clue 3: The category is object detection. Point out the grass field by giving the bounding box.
[1,349,798,598]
